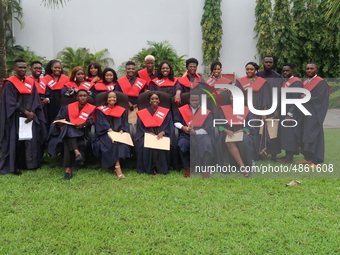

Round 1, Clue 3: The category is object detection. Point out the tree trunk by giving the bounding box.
[0,0,7,89]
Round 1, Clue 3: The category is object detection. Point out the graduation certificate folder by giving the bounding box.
[144,133,170,150]
[225,132,243,142]
[107,131,134,146]
[53,119,75,125]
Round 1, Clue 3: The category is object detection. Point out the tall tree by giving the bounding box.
[254,0,274,61]
[272,0,292,74]
[200,0,223,74]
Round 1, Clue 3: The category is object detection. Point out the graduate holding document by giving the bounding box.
[92,91,131,178]
[135,92,174,175]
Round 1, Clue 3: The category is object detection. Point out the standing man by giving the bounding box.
[296,63,330,168]
[136,55,157,89]
[116,61,147,125]
[0,59,47,175]
[278,64,303,164]
[257,55,282,162]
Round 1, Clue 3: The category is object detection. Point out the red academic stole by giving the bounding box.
[94,82,116,91]
[237,76,266,92]
[178,104,210,128]
[137,106,169,128]
[117,76,146,97]
[205,77,232,87]
[178,74,202,89]
[2,76,34,94]
[87,77,103,83]
[26,76,46,94]
[282,77,301,88]
[42,74,69,90]
[138,68,152,87]
[68,101,96,125]
[152,77,177,87]
[97,105,125,118]
[220,105,249,126]
[65,81,94,91]
[303,76,331,96]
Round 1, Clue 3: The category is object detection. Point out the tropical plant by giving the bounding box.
[56,46,114,76]
[119,41,186,78]
[200,0,223,75]
[325,0,340,25]
[41,0,70,8]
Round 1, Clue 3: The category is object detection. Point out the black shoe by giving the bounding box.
[75,154,84,165]
[63,172,72,180]
[13,169,22,176]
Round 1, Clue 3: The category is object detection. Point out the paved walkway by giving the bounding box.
[324,109,340,129]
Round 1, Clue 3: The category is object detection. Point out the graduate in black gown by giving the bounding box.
[47,90,96,180]
[278,64,303,164]
[135,91,174,175]
[205,61,232,92]
[149,61,179,96]
[92,68,119,99]
[174,58,206,104]
[257,56,283,161]
[295,63,330,168]
[0,59,47,175]
[86,62,103,84]
[215,92,256,177]
[235,62,270,160]
[92,91,130,178]
[136,55,157,89]
[173,91,214,178]
[61,66,96,99]
[42,60,69,129]
[116,61,147,125]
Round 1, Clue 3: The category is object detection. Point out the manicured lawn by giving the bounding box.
[0,129,339,254]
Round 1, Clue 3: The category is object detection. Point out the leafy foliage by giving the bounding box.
[254,0,273,61]
[119,41,186,78]
[41,0,70,8]
[56,47,114,76]
[200,0,223,74]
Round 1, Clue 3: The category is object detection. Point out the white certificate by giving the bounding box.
[19,117,33,140]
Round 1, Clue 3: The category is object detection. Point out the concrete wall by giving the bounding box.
[13,0,258,78]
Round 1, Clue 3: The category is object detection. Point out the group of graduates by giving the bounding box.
[0,55,330,180]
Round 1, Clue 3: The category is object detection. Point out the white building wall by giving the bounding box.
[13,0,258,78]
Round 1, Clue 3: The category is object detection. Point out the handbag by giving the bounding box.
[259,124,270,159]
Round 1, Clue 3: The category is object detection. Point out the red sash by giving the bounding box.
[220,105,249,126]
[137,106,170,128]
[237,76,266,92]
[151,77,177,87]
[2,76,34,94]
[178,74,202,89]
[205,77,232,87]
[26,76,46,94]
[282,77,301,88]
[97,105,125,118]
[117,76,146,97]
[303,76,331,96]
[94,82,116,91]
[87,77,103,83]
[65,81,94,91]
[138,68,152,87]
[42,74,69,90]
[68,101,96,125]
[178,104,210,128]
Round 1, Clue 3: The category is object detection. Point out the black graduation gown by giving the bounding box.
[0,80,47,174]
[92,81,118,99]
[215,108,256,168]
[92,109,131,168]
[301,79,329,163]
[61,83,96,99]
[135,107,174,174]
[280,79,303,154]
[174,75,206,94]
[149,80,179,96]
[47,105,94,160]
[115,77,146,105]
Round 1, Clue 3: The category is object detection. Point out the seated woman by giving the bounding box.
[135,91,174,175]
[62,66,96,98]
[216,92,256,177]
[47,89,96,180]
[92,91,130,178]
[92,68,119,99]
[149,60,179,96]
[86,62,103,83]
[205,61,232,94]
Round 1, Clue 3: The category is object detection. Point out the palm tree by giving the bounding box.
[326,0,340,25]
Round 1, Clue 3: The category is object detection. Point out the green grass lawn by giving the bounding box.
[1,129,340,254]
